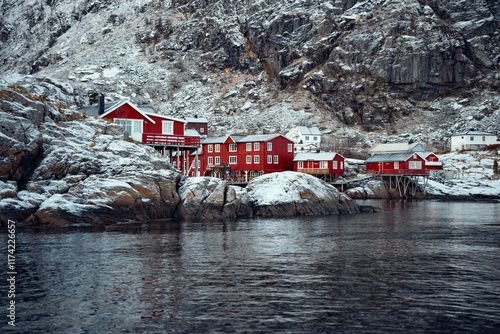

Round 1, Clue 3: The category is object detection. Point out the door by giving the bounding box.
[131,120,143,142]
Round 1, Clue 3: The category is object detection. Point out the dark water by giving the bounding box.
[1,200,500,333]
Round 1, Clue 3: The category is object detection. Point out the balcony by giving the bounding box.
[142,133,200,147]
[297,168,329,175]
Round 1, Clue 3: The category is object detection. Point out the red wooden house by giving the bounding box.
[365,152,430,174]
[186,116,209,137]
[180,134,295,180]
[293,152,345,179]
[80,97,201,149]
[419,152,443,170]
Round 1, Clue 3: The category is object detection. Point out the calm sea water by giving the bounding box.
[1,200,500,333]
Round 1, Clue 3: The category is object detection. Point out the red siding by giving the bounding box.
[102,103,185,136]
[366,155,428,174]
[200,135,294,177]
[146,114,185,136]
[187,123,208,136]
[103,104,145,121]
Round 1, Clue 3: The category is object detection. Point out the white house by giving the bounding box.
[451,130,498,151]
[286,126,322,152]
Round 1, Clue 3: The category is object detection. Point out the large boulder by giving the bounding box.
[244,171,359,216]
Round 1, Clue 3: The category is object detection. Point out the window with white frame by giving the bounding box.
[162,121,174,135]
[333,161,338,169]
[250,171,256,177]
[229,156,237,164]
[115,119,132,136]
[267,142,272,151]
[409,161,422,169]
[254,155,260,164]
[215,144,220,152]
[288,143,293,152]
[267,155,272,164]
[229,144,237,152]
[246,155,252,164]
[340,161,343,169]
[254,142,260,151]
[298,161,303,169]
[394,162,400,169]
[258,170,264,176]
[208,157,213,166]
[215,156,220,165]
[320,161,326,169]
[246,143,252,151]
[207,144,213,153]
[274,155,278,164]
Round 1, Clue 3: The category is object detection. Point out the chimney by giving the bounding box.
[98,95,105,115]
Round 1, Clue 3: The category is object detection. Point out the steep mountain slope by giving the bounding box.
[1,0,499,153]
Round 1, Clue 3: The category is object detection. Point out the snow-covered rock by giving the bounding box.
[243,171,359,216]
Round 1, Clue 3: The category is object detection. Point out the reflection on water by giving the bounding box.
[1,200,500,333]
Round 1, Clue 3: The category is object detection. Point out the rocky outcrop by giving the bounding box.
[243,171,359,217]
[175,172,360,219]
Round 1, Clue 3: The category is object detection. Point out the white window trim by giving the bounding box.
[288,144,293,152]
[254,142,260,151]
[215,144,220,152]
[229,156,237,164]
[207,144,213,153]
[267,155,272,164]
[298,161,303,169]
[246,155,252,164]
[246,143,252,151]
[208,156,213,166]
[267,142,272,151]
[274,155,278,164]
[254,155,260,164]
[215,156,220,165]
[162,120,174,135]
[229,143,237,152]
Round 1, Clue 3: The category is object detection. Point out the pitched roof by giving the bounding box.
[365,152,420,163]
[100,100,156,124]
[186,116,208,123]
[451,130,497,136]
[296,126,322,136]
[368,142,426,154]
[235,134,281,142]
[293,152,341,161]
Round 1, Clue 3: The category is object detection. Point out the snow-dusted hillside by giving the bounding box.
[1,0,500,152]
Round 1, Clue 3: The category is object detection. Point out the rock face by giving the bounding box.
[0,80,359,226]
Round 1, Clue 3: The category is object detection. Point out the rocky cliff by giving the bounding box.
[1,0,499,153]
[0,78,359,226]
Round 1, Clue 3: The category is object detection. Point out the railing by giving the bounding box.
[297,168,329,175]
[142,133,200,146]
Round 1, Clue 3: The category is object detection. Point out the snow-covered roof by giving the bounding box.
[235,134,281,142]
[368,142,426,154]
[451,130,497,137]
[293,152,340,161]
[144,112,187,123]
[365,152,420,163]
[202,136,227,144]
[185,129,201,137]
[186,116,208,123]
[296,126,321,136]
